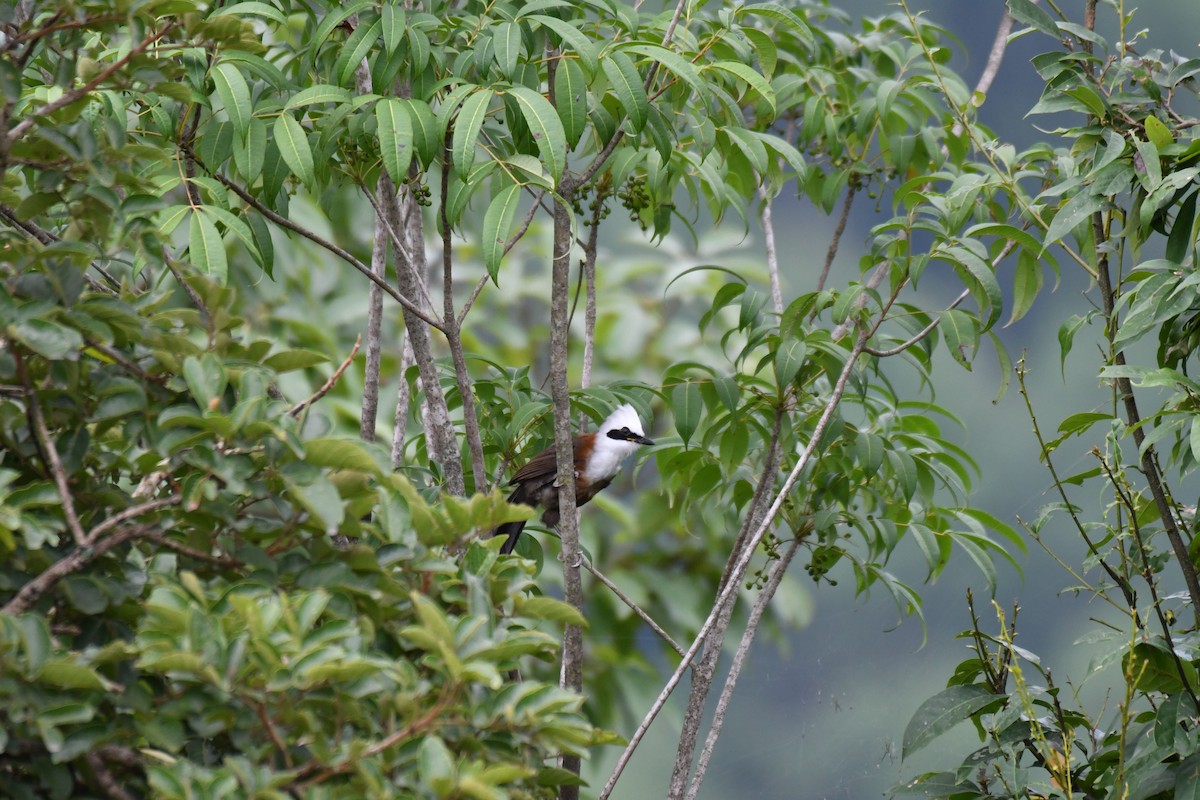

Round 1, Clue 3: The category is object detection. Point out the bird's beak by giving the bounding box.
[635,434,655,446]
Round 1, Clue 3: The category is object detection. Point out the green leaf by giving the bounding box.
[519,596,588,627]
[304,437,383,476]
[451,87,492,177]
[188,209,228,283]
[1042,190,1101,253]
[1145,115,1174,148]
[284,84,351,110]
[903,685,997,758]
[527,15,598,76]
[1166,190,1198,264]
[273,114,314,186]
[375,98,414,183]
[264,348,331,372]
[505,86,567,182]
[493,21,523,79]
[9,318,83,360]
[402,99,440,167]
[601,50,648,133]
[774,337,806,388]
[38,659,108,691]
[212,62,252,138]
[182,353,228,410]
[553,57,588,150]
[620,43,710,105]
[671,381,702,446]
[941,309,977,370]
[1006,0,1059,37]
[482,184,522,283]
[381,2,405,55]
[1006,248,1043,326]
[734,2,814,48]
[703,61,776,120]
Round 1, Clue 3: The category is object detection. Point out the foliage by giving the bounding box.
[0,0,1040,797]
[897,2,1200,798]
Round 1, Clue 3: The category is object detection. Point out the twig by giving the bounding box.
[143,530,241,567]
[206,167,444,331]
[863,287,969,357]
[360,210,387,442]
[16,353,87,546]
[6,23,176,144]
[759,187,784,316]
[440,131,486,490]
[600,282,904,800]
[288,335,362,419]
[581,558,684,657]
[85,497,182,545]
[815,183,857,294]
[390,337,415,469]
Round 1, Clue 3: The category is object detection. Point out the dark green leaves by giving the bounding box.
[376,98,415,182]
[481,184,522,283]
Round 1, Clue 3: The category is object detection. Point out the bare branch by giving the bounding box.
[288,335,362,419]
[815,183,857,294]
[863,287,969,357]
[582,558,684,657]
[85,750,136,800]
[207,168,444,331]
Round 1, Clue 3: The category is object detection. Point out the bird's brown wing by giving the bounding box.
[508,445,559,486]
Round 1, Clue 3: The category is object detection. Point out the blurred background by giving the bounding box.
[586,3,1200,797]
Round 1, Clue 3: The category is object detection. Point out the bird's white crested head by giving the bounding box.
[597,403,646,439]
[585,403,654,482]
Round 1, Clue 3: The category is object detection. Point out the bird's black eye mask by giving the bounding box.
[607,427,633,441]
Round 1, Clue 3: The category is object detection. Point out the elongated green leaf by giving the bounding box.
[505,86,566,182]
[232,117,266,180]
[527,15,599,76]
[482,184,522,282]
[452,88,492,177]
[941,308,977,370]
[937,244,1003,331]
[402,98,440,167]
[1042,190,1101,253]
[903,685,997,758]
[381,2,405,54]
[735,2,815,48]
[188,209,227,283]
[335,19,381,86]
[215,2,288,24]
[376,98,414,183]
[1006,0,1059,37]
[307,0,372,63]
[601,50,648,133]
[774,337,806,388]
[304,437,384,476]
[284,84,351,110]
[620,43,710,105]
[703,61,776,120]
[273,114,314,186]
[672,381,702,446]
[553,57,588,150]
[493,21,522,79]
[519,596,587,627]
[212,62,252,137]
[1006,248,1042,326]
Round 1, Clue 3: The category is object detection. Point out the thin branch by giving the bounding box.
[6,23,176,144]
[206,168,444,331]
[759,188,784,316]
[600,282,903,800]
[863,287,969,357]
[85,497,182,545]
[143,530,241,567]
[17,353,87,546]
[390,337,416,469]
[582,558,684,657]
[288,335,362,419]
[580,193,604,392]
[360,215,387,442]
[440,131,486,491]
[815,183,857,294]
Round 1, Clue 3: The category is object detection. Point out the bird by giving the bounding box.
[493,403,654,555]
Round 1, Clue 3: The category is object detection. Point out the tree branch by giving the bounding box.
[582,557,684,657]
[287,335,361,419]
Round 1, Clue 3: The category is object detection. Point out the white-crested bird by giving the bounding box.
[494,403,654,554]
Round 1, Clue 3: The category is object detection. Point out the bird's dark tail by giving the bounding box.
[495,518,527,555]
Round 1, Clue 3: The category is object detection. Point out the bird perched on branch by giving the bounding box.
[494,403,654,555]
